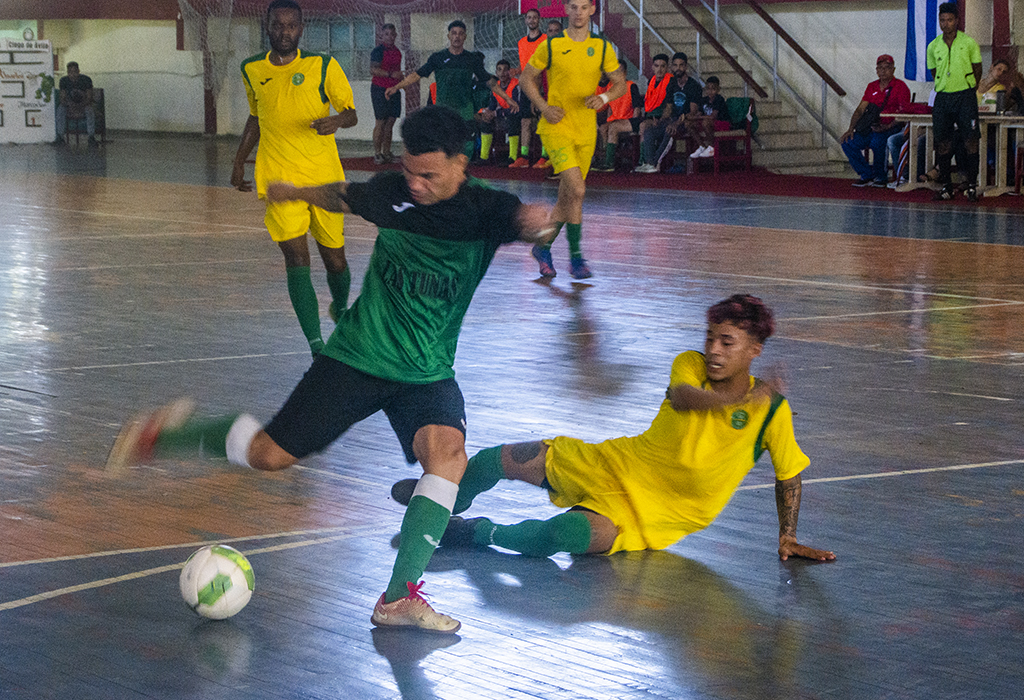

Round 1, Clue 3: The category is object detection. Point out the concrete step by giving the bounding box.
[771,162,854,176]
[753,146,829,168]
[756,130,816,150]
[752,100,795,118]
[755,114,799,132]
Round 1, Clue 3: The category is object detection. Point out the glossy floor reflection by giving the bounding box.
[0,136,1022,699]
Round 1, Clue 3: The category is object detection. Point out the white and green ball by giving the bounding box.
[179,545,255,620]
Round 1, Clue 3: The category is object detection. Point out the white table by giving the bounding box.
[882,113,1024,196]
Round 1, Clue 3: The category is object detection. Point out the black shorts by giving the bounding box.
[371,84,401,121]
[517,87,534,117]
[263,354,466,463]
[932,88,980,144]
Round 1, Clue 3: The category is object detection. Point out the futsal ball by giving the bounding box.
[179,544,255,620]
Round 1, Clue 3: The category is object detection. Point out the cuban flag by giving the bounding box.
[905,0,940,82]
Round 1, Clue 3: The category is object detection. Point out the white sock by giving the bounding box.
[225,414,262,468]
[412,473,459,511]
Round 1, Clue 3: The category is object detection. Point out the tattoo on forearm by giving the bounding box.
[776,475,801,539]
[509,441,541,465]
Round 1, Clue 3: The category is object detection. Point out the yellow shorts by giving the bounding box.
[544,436,702,554]
[264,199,345,248]
[541,132,597,180]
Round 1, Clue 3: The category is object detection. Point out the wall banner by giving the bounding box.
[0,38,55,143]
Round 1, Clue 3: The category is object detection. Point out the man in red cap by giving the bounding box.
[840,53,911,187]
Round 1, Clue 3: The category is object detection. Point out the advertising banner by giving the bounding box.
[0,38,55,143]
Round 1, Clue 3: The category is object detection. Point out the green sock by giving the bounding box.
[605,143,616,166]
[541,145,548,158]
[325,267,350,314]
[509,135,520,159]
[542,221,565,251]
[474,511,592,557]
[285,266,323,354]
[453,445,504,514]
[521,142,529,157]
[386,494,451,602]
[566,223,583,259]
[154,414,238,458]
[480,133,493,160]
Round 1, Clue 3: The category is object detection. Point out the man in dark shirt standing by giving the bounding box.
[386,20,516,158]
[55,62,97,146]
[370,23,403,164]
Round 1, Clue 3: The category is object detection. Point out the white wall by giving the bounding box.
[49,20,206,132]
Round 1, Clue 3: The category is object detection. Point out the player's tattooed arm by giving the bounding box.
[775,473,836,562]
[265,181,351,213]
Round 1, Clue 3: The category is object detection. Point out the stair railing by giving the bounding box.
[696,0,846,147]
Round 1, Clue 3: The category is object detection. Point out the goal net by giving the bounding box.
[177,0,529,113]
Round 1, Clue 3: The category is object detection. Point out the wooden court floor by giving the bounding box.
[1,139,1023,699]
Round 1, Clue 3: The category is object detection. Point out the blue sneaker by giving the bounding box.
[532,245,556,278]
[569,258,593,280]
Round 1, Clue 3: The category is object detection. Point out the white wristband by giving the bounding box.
[598,92,611,105]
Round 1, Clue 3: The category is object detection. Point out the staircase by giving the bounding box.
[603,0,850,176]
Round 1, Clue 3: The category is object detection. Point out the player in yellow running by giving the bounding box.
[519,0,626,280]
[391,294,836,562]
[231,0,357,356]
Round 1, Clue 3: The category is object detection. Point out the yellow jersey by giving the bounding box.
[527,32,620,141]
[545,350,810,553]
[241,50,355,194]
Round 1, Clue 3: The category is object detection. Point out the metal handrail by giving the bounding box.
[744,0,846,97]
[610,0,676,65]
[665,0,768,98]
[696,0,843,147]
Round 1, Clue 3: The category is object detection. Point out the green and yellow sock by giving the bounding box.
[474,511,592,557]
[566,223,583,259]
[326,267,350,316]
[480,133,493,160]
[386,474,458,602]
[286,266,323,355]
[508,135,520,160]
[154,414,238,458]
[453,445,504,514]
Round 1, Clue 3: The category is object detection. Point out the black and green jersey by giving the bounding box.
[416,49,493,121]
[323,172,522,383]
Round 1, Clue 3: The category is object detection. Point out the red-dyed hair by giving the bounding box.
[707,294,774,343]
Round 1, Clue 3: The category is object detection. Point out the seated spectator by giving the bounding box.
[977,59,1010,112]
[55,61,98,146]
[636,52,701,173]
[634,54,672,166]
[688,76,728,158]
[476,59,521,164]
[594,60,641,172]
[840,54,911,187]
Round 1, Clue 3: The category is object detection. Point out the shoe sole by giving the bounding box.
[370,613,462,634]
[391,478,417,506]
